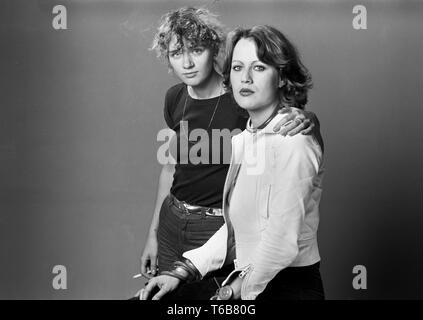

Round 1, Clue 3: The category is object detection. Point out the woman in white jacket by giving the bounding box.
[141,25,325,300]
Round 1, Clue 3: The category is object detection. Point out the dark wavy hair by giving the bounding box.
[222,25,312,109]
[151,7,225,62]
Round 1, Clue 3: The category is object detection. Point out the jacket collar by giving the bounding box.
[245,112,288,135]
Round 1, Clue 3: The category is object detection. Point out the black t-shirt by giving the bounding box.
[164,83,248,208]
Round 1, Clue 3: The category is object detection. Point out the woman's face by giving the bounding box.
[230,37,279,112]
[168,34,215,88]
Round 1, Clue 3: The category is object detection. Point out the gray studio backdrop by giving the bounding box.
[1,0,422,299]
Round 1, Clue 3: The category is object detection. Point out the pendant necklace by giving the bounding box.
[180,86,223,142]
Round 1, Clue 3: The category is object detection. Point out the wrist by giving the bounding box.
[160,259,201,283]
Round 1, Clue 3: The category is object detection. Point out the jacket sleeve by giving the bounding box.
[241,135,323,300]
[182,222,230,278]
[181,136,240,277]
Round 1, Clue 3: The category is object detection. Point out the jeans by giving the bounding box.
[157,194,226,272]
[157,194,233,300]
[156,195,324,300]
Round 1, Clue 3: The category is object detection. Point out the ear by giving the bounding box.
[213,53,224,76]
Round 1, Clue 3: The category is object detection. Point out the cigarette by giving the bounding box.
[133,273,142,279]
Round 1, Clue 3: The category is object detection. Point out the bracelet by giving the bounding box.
[175,259,201,282]
[161,259,201,283]
[173,262,196,280]
[159,259,201,283]
[183,259,201,280]
[160,270,187,282]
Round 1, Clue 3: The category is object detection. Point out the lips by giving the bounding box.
[239,88,254,96]
[183,72,198,78]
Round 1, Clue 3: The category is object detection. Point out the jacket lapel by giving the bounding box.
[222,133,244,264]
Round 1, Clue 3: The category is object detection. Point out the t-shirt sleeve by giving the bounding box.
[163,89,174,129]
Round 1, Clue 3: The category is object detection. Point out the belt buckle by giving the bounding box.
[206,208,219,216]
[185,204,205,214]
[182,203,191,215]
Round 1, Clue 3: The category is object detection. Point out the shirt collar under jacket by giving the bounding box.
[245,112,290,135]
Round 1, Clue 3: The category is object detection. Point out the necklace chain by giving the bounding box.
[181,86,222,141]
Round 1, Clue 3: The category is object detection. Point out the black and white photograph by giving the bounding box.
[1,0,423,304]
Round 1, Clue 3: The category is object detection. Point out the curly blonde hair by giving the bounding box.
[151,7,226,62]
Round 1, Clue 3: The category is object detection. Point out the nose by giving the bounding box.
[182,52,194,69]
[241,66,252,84]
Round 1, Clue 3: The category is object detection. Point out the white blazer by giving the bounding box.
[183,113,324,300]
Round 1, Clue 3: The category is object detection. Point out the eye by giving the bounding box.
[232,65,242,71]
[169,51,182,58]
[253,65,266,71]
[192,47,204,55]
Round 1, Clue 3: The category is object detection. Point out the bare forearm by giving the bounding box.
[148,164,175,236]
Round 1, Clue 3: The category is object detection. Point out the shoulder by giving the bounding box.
[266,113,322,159]
[165,83,186,105]
[274,134,319,151]
[230,130,247,160]
[163,83,186,128]
[231,129,247,145]
[270,134,323,170]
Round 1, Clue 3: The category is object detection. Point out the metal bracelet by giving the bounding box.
[160,270,187,282]
[183,259,201,281]
[173,260,200,282]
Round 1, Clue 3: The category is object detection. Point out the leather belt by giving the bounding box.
[170,194,223,216]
